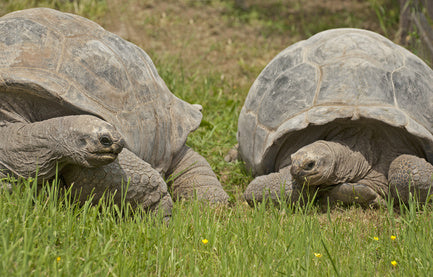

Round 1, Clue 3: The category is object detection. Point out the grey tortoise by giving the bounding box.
[238,28,433,208]
[0,8,229,217]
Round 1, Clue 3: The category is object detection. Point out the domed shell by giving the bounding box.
[238,28,433,175]
[0,8,202,174]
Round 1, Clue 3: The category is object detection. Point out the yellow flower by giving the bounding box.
[56,256,61,262]
[373,237,379,241]
[391,235,396,240]
[314,253,322,258]
[202,239,209,245]
[391,260,397,267]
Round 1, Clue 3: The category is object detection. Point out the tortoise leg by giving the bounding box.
[243,166,308,207]
[318,182,385,209]
[389,154,433,204]
[61,148,173,218]
[167,146,229,203]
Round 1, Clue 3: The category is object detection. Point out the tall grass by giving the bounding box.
[1,176,433,276]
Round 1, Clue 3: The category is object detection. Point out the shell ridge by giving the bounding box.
[2,67,112,118]
[55,37,66,73]
[150,98,162,167]
[136,48,160,87]
[253,44,305,126]
[307,61,321,106]
[390,65,406,109]
[97,37,134,87]
[1,67,66,97]
[65,48,125,113]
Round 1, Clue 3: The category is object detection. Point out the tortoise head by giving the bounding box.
[61,115,125,167]
[290,140,336,186]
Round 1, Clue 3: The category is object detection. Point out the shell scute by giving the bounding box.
[317,58,395,106]
[99,32,165,105]
[307,106,355,125]
[243,45,303,113]
[257,62,317,129]
[0,18,62,71]
[306,30,404,71]
[72,39,130,92]
[5,8,104,37]
[393,65,433,129]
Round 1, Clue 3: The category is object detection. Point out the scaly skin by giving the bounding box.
[290,140,386,208]
[243,166,310,206]
[317,183,386,209]
[389,154,433,204]
[167,147,229,203]
[62,148,173,218]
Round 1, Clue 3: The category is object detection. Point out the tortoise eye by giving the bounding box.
[304,161,315,170]
[99,135,113,147]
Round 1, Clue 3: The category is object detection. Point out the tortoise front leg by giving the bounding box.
[389,154,433,204]
[318,182,385,209]
[243,166,308,206]
[61,148,173,218]
[167,147,229,203]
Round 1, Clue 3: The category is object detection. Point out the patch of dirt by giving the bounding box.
[102,0,384,89]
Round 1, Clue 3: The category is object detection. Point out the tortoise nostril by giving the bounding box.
[99,135,113,147]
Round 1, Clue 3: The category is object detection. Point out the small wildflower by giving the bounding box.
[373,236,379,241]
[391,260,397,267]
[202,239,209,245]
[56,257,61,262]
[391,235,396,240]
[314,253,322,258]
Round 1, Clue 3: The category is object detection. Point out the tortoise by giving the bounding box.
[0,8,229,217]
[238,28,433,208]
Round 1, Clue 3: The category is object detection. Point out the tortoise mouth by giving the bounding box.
[292,163,333,186]
[87,140,124,164]
[86,151,119,166]
[90,147,122,158]
[291,170,320,185]
[91,151,118,158]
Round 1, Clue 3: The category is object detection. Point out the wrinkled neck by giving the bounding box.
[322,140,372,185]
[0,119,69,179]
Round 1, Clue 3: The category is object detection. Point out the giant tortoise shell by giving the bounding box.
[238,28,433,177]
[0,8,200,174]
[0,8,228,214]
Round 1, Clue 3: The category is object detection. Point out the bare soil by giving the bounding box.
[102,0,386,89]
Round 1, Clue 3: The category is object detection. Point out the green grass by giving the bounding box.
[1,177,433,276]
[154,58,251,197]
[1,0,433,276]
[0,0,107,20]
